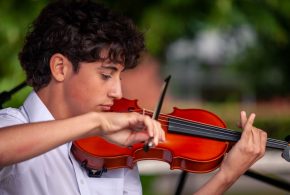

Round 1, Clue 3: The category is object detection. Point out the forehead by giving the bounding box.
[77,58,124,73]
[77,48,125,72]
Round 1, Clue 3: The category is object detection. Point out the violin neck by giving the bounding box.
[167,117,288,150]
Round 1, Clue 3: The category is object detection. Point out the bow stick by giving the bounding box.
[143,75,171,152]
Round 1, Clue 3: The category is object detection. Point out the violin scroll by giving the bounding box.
[282,135,290,162]
[282,146,290,162]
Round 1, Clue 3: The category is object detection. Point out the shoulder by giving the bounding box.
[0,107,28,127]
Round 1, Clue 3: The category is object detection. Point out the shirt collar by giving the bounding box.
[22,91,54,123]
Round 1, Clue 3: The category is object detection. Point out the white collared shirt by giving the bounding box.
[0,91,142,195]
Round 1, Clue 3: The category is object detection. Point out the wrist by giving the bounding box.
[194,168,240,195]
[215,167,241,188]
[84,111,102,137]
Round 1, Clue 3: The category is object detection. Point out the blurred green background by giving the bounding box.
[1,0,290,194]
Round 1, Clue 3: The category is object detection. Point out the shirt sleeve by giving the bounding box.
[0,108,26,173]
[0,108,27,128]
[123,165,142,195]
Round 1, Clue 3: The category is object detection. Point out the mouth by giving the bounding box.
[99,104,113,111]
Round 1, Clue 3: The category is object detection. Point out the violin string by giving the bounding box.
[131,109,287,147]
[157,117,287,148]
[136,109,235,133]
[138,109,287,146]
[130,108,236,138]
[134,108,287,145]
[135,108,243,138]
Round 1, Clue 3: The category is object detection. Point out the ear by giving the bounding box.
[50,53,70,82]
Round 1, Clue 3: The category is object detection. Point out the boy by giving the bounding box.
[0,1,267,195]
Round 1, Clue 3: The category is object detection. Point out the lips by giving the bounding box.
[100,104,113,111]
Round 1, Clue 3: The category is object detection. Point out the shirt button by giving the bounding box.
[80,179,84,184]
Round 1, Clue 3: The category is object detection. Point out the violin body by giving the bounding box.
[72,98,231,173]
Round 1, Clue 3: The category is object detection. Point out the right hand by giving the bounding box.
[95,112,166,147]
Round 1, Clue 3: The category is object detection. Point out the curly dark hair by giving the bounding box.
[19,0,145,91]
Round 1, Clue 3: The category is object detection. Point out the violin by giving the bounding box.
[71,98,290,177]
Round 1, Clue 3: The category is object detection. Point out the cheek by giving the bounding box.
[64,76,106,109]
[71,85,89,101]
[63,78,91,111]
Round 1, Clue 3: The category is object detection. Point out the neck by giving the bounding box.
[167,116,288,150]
[37,84,71,120]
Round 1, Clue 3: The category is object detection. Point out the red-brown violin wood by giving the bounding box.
[72,98,288,173]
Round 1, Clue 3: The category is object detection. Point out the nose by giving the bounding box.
[108,77,122,99]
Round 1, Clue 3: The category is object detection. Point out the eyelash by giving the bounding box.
[101,73,112,80]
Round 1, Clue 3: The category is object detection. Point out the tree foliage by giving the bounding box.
[1,0,290,105]
[108,0,290,100]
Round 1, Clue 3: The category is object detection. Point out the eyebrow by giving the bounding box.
[100,63,125,72]
[99,65,118,72]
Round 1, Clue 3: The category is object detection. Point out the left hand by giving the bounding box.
[219,111,267,181]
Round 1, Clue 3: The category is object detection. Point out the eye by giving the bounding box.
[101,73,112,80]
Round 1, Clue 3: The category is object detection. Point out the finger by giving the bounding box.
[245,113,256,129]
[159,122,166,142]
[131,113,147,132]
[133,121,145,132]
[251,126,261,147]
[145,116,157,147]
[153,121,159,146]
[154,121,166,143]
[142,115,154,138]
[240,111,247,129]
[131,131,151,144]
[251,128,267,160]
[260,129,267,157]
[237,121,242,129]
[240,113,256,140]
